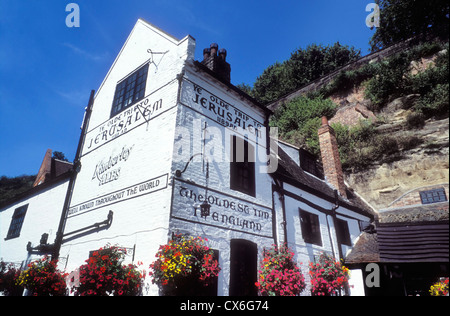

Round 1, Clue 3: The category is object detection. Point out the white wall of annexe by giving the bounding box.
[280,181,369,263]
[0,179,70,265]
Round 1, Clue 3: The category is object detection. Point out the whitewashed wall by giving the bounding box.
[59,20,195,296]
[276,181,371,295]
[0,179,69,266]
[169,67,276,296]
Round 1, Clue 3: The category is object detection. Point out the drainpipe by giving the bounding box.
[52,90,95,261]
[329,189,343,260]
[272,180,287,245]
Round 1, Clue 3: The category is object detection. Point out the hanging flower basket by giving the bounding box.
[430,277,449,296]
[255,244,306,296]
[309,252,350,296]
[0,260,24,296]
[72,244,145,296]
[149,234,221,296]
[16,256,68,296]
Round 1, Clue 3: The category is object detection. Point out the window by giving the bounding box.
[230,135,255,197]
[420,188,447,204]
[335,218,352,246]
[299,209,322,246]
[6,205,28,239]
[299,148,323,179]
[111,63,149,117]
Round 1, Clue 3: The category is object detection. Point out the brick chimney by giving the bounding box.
[318,116,347,199]
[33,149,53,187]
[201,43,231,82]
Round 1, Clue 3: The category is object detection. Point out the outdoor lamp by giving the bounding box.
[200,200,211,219]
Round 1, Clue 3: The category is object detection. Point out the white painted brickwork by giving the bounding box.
[0,179,70,265]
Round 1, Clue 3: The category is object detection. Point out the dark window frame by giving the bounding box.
[299,209,322,246]
[419,188,447,205]
[5,204,28,240]
[335,217,352,246]
[110,63,149,117]
[230,135,256,197]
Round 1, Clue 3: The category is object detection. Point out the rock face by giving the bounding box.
[346,149,449,210]
[340,93,449,210]
[320,42,449,212]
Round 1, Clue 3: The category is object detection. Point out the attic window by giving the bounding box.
[299,149,323,179]
[111,63,149,117]
[419,188,447,205]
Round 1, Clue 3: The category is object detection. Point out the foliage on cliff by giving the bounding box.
[238,43,361,105]
[0,175,36,205]
[369,0,449,52]
[268,37,448,171]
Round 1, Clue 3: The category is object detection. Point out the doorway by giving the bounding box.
[229,239,258,296]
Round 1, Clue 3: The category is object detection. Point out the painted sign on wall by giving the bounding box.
[68,174,168,218]
[91,145,134,186]
[180,79,265,142]
[82,82,176,156]
[171,179,273,238]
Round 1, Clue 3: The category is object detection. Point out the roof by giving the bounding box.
[379,202,449,223]
[192,60,273,117]
[377,221,449,263]
[345,202,449,264]
[0,149,73,209]
[274,143,376,219]
[345,231,380,264]
[0,171,72,210]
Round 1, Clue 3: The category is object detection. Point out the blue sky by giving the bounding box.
[0,0,376,177]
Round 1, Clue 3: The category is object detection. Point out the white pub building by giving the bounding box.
[0,19,374,296]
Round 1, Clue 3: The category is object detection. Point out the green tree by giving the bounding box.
[0,175,36,205]
[252,43,361,105]
[270,96,337,155]
[252,62,293,105]
[52,151,69,162]
[370,0,449,52]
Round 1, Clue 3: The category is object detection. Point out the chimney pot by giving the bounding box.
[200,42,231,83]
[321,116,329,126]
[219,48,227,61]
[203,48,211,60]
[210,43,218,56]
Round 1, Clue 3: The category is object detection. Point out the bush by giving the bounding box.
[365,52,412,109]
[270,96,336,156]
[271,96,336,134]
[398,135,424,151]
[318,63,377,97]
[406,112,426,129]
[364,41,448,111]
[414,83,449,119]
[332,121,401,170]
